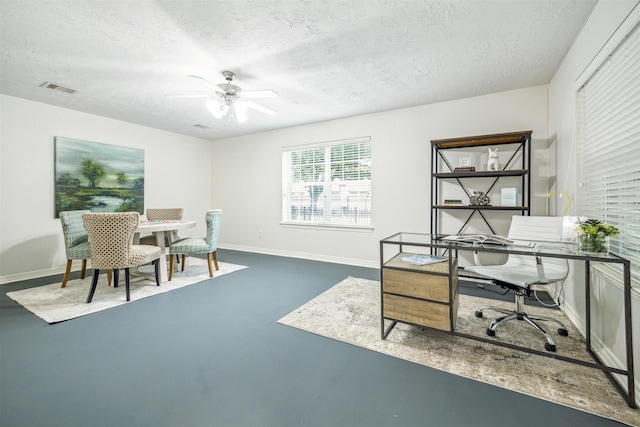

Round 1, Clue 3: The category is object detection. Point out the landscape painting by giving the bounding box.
[54,137,144,217]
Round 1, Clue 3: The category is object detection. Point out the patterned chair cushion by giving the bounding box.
[169,237,210,254]
[130,245,162,265]
[65,241,91,259]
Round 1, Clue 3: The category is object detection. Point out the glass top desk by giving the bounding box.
[379,232,635,407]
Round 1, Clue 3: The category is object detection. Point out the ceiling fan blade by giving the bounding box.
[188,75,224,93]
[246,100,278,116]
[238,89,278,99]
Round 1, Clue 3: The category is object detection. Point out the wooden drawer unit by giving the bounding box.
[382,253,458,332]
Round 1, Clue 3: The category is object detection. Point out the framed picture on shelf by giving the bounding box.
[458,156,472,167]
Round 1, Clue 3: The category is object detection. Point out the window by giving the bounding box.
[577,15,640,281]
[282,137,371,228]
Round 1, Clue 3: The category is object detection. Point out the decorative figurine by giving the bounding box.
[487,148,499,171]
[469,191,491,206]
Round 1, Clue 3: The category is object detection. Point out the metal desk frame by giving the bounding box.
[379,232,635,408]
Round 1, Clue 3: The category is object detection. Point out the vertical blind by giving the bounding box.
[282,137,372,227]
[577,19,640,282]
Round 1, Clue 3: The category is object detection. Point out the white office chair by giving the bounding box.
[465,215,569,352]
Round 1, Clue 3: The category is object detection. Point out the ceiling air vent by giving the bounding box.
[39,82,77,94]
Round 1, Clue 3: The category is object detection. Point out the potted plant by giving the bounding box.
[577,218,619,254]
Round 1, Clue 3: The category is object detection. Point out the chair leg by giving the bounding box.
[475,306,512,317]
[213,250,219,271]
[154,259,160,286]
[207,253,214,277]
[169,255,174,281]
[113,269,119,288]
[106,269,112,286]
[488,313,559,352]
[80,259,87,279]
[181,254,186,271]
[61,259,73,288]
[521,314,557,350]
[527,313,568,331]
[86,269,100,303]
[483,291,564,352]
[125,268,131,301]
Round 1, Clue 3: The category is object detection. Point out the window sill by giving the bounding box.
[280,222,373,233]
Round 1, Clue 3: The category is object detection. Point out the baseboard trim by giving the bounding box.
[218,244,379,269]
[0,247,378,285]
[0,266,68,285]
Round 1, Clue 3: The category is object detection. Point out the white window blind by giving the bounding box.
[577,18,640,282]
[282,137,371,227]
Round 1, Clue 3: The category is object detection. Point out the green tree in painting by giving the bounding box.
[116,172,127,187]
[81,159,105,188]
[56,172,81,187]
[132,177,144,190]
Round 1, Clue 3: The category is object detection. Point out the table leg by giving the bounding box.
[154,231,168,282]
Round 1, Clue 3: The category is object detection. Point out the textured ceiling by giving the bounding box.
[0,0,596,141]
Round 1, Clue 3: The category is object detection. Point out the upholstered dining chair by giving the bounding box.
[168,209,222,280]
[59,210,92,288]
[59,210,111,288]
[138,208,184,246]
[465,215,570,352]
[82,212,161,303]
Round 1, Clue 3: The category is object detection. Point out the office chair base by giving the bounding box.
[475,306,568,352]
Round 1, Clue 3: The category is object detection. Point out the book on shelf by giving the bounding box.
[440,234,535,247]
[443,199,464,205]
[398,254,448,266]
[454,166,476,172]
[501,187,518,207]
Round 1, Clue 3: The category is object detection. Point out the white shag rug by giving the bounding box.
[7,257,247,323]
[278,276,639,426]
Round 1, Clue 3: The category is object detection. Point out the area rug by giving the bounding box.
[7,257,247,324]
[278,277,639,426]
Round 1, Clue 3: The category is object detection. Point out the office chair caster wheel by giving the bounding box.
[486,328,496,336]
[558,328,568,336]
[475,311,483,318]
[545,343,557,352]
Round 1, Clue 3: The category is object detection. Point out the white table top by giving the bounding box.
[136,219,196,233]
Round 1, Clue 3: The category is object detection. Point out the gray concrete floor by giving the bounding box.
[0,250,623,426]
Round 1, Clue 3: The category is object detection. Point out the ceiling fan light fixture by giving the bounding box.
[225,103,247,123]
[236,111,248,123]
[235,101,249,122]
[208,99,248,123]
[195,72,277,123]
[235,100,248,114]
[206,100,225,119]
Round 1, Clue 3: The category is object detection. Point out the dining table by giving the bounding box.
[134,219,196,282]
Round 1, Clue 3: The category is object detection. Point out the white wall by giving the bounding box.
[548,0,640,405]
[0,95,213,283]
[0,85,548,279]
[210,85,548,267]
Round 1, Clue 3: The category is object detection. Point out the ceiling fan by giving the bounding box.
[178,71,278,123]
